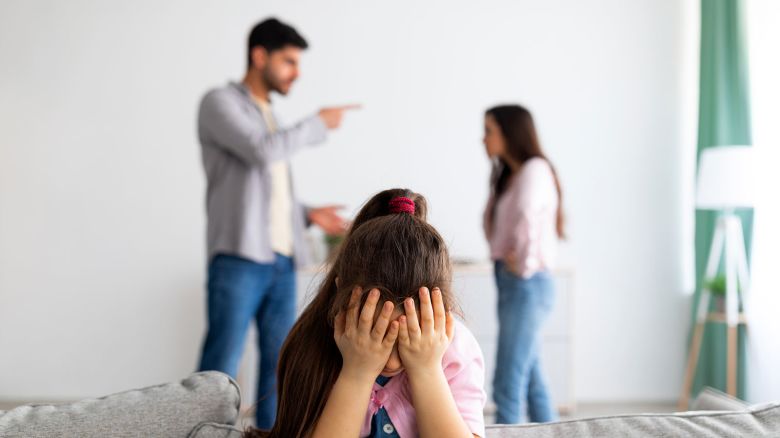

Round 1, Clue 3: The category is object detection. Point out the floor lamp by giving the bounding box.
[679,145,755,410]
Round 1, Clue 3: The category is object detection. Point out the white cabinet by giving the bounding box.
[452,265,575,415]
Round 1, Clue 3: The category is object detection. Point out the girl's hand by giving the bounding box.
[397,287,454,378]
[334,287,399,383]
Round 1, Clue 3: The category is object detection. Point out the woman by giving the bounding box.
[482,105,565,424]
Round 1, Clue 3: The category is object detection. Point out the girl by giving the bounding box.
[246,189,486,437]
[482,105,565,424]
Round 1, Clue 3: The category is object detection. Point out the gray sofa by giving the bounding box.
[1,372,779,437]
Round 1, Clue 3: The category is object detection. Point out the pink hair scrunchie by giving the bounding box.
[388,196,415,215]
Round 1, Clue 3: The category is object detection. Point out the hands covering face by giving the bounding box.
[333,286,453,381]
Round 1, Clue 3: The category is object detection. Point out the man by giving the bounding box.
[196,17,355,428]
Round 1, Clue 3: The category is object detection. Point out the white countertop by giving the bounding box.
[299,260,573,277]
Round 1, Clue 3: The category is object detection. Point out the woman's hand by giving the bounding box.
[397,287,454,378]
[334,286,399,383]
[505,249,520,275]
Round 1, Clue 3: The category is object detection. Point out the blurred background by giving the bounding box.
[1,0,778,418]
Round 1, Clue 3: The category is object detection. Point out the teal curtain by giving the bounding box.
[690,0,752,400]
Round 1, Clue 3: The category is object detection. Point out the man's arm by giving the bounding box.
[199,89,328,167]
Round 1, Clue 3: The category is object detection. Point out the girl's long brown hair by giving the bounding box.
[245,188,456,438]
[486,105,566,239]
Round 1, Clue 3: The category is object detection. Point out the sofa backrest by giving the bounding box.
[484,403,780,438]
[4,372,779,438]
[189,404,780,438]
[0,371,240,438]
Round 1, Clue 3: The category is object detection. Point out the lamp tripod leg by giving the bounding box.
[679,220,726,409]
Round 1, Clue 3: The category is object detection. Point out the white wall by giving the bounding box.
[747,0,780,404]
[1,0,694,402]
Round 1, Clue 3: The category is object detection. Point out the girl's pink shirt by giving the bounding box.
[359,319,487,438]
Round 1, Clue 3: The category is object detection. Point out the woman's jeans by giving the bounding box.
[492,262,557,424]
[198,253,296,429]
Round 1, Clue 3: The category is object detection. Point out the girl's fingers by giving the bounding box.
[345,286,362,331]
[403,297,421,340]
[371,300,394,339]
[358,289,380,333]
[334,310,346,338]
[431,287,446,333]
[398,316,410,344]
[383,320,400,347]
[418,287,434,334]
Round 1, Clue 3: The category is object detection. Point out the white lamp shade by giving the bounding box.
[696,145,755,209]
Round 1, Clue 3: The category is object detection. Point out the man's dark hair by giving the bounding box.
[247,18,308,69]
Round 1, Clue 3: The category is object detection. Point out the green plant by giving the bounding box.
[704,274,741,296]
[323,233,344,259]
[324,234,344,247]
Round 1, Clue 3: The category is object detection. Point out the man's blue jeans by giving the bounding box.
[198,253,296,429]
[492,262,558,424]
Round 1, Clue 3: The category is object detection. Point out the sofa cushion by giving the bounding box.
[692,386,750,411]
[0,371,240,438]
[484,403,780,438]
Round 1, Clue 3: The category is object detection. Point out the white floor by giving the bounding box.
[556,401,678,421]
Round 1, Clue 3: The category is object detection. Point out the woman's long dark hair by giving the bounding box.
[245,188,457,438]
[486,105,566,239]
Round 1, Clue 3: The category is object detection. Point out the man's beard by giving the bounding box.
[261,68,288,95]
